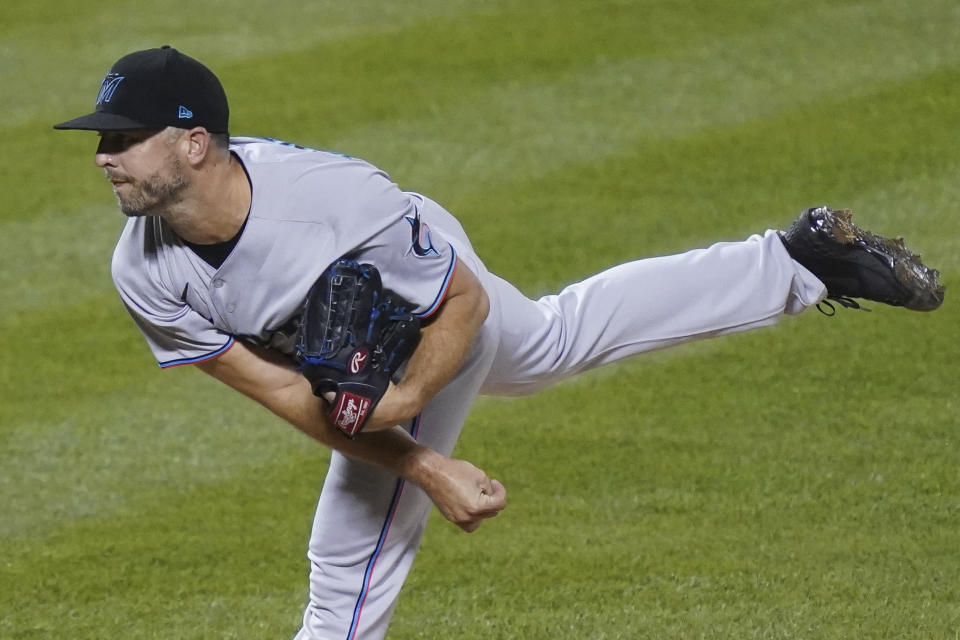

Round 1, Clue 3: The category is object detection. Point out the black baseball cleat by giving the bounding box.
[780,206,945,312]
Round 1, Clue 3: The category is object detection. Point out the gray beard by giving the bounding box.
[117,159,188,217]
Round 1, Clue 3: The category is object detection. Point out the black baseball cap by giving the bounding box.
[54,46,229,133]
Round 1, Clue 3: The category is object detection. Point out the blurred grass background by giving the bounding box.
[1,1,958,638]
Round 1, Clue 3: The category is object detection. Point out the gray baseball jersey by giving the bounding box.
[112,137,473,368]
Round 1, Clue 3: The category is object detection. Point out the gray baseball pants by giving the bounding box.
[294,230,826,639]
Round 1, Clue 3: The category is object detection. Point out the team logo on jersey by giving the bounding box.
[96,73,125,105]
[405,213,440,257]
[349,348,369,374]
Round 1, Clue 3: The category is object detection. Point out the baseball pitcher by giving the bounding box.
[54,47,943,639]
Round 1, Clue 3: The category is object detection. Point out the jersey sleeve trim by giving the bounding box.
[158,336,236,369]
[416,247,457,320]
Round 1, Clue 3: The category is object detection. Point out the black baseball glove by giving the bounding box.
[295,259,421,437]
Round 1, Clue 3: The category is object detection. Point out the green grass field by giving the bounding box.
[2,1,958,638]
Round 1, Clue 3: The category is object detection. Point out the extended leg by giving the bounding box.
[481,230,825,394]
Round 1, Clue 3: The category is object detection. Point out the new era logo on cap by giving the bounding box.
[178,105,193,119]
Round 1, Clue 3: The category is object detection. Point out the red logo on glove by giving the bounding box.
[349,349,368,374]
[331,392,371,436]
